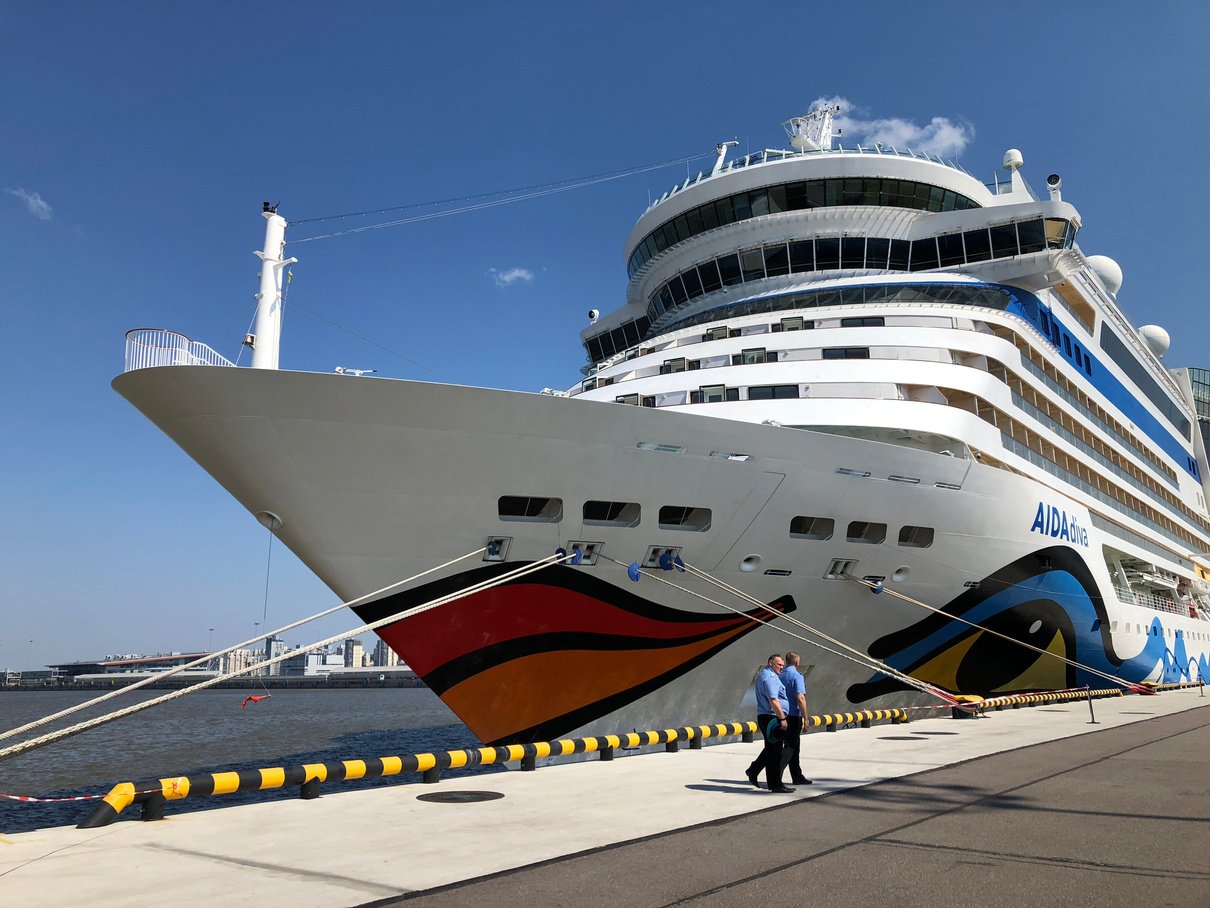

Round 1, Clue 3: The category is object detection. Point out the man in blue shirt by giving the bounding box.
[779,651,812,786]
[744,654,795,793]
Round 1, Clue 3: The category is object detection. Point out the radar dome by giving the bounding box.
[1139,325,1170,359]
[1003,149,1024,171]
[1086,255,1123,295]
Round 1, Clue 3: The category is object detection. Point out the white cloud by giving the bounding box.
[810,96,974,158]
[489,267,534,288]
[6,187,53,221]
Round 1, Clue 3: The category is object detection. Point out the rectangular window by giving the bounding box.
[1044,218,1071,249]
[1063,335,1072,356]
[698,259,722,292]
[790,516,834,540]
[897,525,934,548]
[990,223,1019,258]
[749,189,769,217]
[846,521,887,544]
[740,248,766,282]
[841,236,865,269]
[823,347,871,359]
[815,237,840,270]
[910,237,939,271]
[785,182,807,210]
[583,500,641,527]
[789,240,815,272]
[699,384,727,403]
[748,384,799,400]
[741,348,768,364]
[806,180,826,208]
[662,358,687,374]
[767,185,787,213]
[963,228,991,262]
[781,316,805,331]
[706,326,729,341]
[498,496,563,523]
[667,275,688,305]
[1016,218,1046,254]
[659,505,712,532]
[685,207,704,236]
[889,239,911,270]
[865,237,890,269]
[615,393,639,405]
[937,233,965,267]
[673,215,691,243]
[700,203,720,231]
[732,192,752,221]
[714,196,735,225]
[718,253,743,286]
[680,267,703,299]
[764,243,790,277]
[841,317,884,328]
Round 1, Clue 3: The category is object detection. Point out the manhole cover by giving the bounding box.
[416,790,505,804]
[878,736,925,741]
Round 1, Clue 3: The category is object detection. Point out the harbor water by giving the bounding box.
[0,688,493,833]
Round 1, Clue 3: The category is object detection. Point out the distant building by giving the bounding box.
[372,639,400,668]
[262,635,288,676]
[344,638,364,669]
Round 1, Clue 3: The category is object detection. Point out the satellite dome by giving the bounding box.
[1003,149,1024,171]
[1086,255,1123,295]
[1139,325,1170,359]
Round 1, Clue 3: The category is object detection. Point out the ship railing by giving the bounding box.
[1113,585,1188,616]
[123,328,236,373]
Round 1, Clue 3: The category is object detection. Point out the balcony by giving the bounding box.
[123,328,235,373]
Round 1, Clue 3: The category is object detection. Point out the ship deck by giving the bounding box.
[3,689,1207,906]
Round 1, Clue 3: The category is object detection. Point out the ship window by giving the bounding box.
[718,253,743,286]
[748,384,799,400]
[498,496,563,523]
[789,240,815,272]
[740,348,768,364]
[910,238,939,271]
[1017,219,1046,254]
[673,215,690,243]
[685,207,704,235]
[781,316,805,331]
[841,317,884,328]
[823,347,870,359]
[785,182,807,210]
[661,358,687,374]
[706,325,729,341]
[767,184,787,213]
[667,275,688,305]
[964,228,991,262]
[741,248,766,281]
[790,516,834,540]
[866,237,890,269]
[942,189,958,211]
[732,192,752,221]
[699,384,727,403]
[615,394,639,405]
[659,505,712,532]
[583,500,641,527]
[1045,218,1073,249]
[841,237,866,269]
[749,189,770,217]
[898,525,934,548]
[847,521,887,544]
[928,185,946,212]
[764,243,790,277]
[681,267,703,299]
[937,233,965,268]
[699,259,722,292]
[1063,335,1072,356]
[990,223,1019,258]
[889,239,911,270]
[816,237,840,270]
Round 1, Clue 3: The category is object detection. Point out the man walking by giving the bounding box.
[780,651,812,785]
[745,654,795,793]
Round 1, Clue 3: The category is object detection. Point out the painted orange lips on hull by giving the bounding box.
[359,563,795,744]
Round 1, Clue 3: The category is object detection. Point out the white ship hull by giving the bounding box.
[114,366,1208,744]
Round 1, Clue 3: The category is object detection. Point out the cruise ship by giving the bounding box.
[114,106,1210,745]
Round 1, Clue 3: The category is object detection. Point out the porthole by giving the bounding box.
[846,521,887,544]
[498,496,563,523]
[740,555,762,573]
[790,516,834,540]
[659,505,712,532]
[897,526,934,548]
[892,566,910,582]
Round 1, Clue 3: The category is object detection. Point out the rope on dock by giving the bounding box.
[0,553,571,763]
[0,547,489,744]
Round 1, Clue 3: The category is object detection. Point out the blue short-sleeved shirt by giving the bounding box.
[754,666,788,715]
[781,664,806,716]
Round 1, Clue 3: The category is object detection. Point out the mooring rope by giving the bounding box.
[600,555,957,706]
[841,573,1149,693]
[0,547,549,760]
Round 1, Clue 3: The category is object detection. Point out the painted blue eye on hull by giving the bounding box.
[849,546,1204,703]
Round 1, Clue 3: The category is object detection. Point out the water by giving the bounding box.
[0,688,499,833]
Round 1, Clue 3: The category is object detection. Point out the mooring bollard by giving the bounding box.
[422,766,441,784]
[140,792,166,822]
[520,752,537,772]
[300,777,321,800]
[599,744,614,761]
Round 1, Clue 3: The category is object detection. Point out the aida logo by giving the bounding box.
[1030,503,1090,547]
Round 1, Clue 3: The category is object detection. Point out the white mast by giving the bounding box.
[250,202,297,370]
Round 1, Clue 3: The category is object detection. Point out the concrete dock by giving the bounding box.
[2,689,1207,906]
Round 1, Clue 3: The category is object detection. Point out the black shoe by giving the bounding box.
[745,768,762,788]
[769,785,796,793]
[791,777,813,785]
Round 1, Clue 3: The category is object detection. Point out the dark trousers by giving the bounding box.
[781,715,806,782]
[746,713,784,789]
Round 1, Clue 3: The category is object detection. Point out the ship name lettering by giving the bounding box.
[1029,502,1089,547]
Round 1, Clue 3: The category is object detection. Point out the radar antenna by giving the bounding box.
[782,104,841,152]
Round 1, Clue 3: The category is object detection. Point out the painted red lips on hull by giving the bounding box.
[353,563,795,744]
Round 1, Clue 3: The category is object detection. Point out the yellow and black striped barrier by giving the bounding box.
[973,687,1124,713]
[805,708,909,731]
[79,721,758,828]
[1141,680,1205,693]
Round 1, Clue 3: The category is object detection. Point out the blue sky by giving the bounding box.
[2,1,1207,670]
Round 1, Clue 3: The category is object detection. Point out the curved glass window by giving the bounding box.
[627,177,982,278]
[643,218,1075,327]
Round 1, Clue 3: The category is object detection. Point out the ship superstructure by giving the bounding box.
[114,107,1210,745]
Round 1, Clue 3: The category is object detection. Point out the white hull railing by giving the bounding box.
[124,328,235,373]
